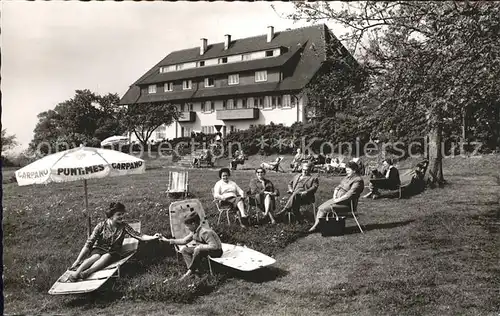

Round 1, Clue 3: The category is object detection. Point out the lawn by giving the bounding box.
[2,153,499,315]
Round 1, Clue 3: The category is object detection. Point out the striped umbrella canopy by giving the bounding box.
[15,145,145,235]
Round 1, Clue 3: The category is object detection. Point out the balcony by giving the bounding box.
[177,111,196,122]
[216,108,259,121]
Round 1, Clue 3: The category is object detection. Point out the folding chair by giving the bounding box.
[212,188,233,224]
[282,196,317,224]
[166,171,189,198]
[329,198,364,234]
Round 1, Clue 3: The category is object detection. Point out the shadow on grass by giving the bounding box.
[343,219,414,235]
[214,265,289,283]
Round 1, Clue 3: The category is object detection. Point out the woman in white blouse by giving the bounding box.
[213,168,248,227]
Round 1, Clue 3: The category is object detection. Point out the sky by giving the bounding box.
[2,1,346,153]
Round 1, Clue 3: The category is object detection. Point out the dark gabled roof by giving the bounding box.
[120,24,335,105]
[139,46,303,84]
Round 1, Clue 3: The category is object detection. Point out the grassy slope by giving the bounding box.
[3,154,500,315]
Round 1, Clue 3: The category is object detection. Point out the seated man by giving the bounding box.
[276,161,319,221]
[364,158,400,199]
[160,211,222,281]
[290,148,307,172]
[230,150,246,170]
[309,161,364,232]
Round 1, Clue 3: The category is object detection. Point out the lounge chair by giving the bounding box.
[166,171,189,198]
[48,222,141,295]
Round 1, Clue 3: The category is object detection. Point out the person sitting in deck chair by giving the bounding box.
[160,211,222,281]
[68,202,159,282]
[364,158,400,199]
[308,161,365,232]
[275,161,319,221]
[260,157,283,172]
[249,167,279,224]
[230,150,247,170]
[213,168,249,227]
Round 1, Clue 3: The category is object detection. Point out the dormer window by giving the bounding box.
[265,50,274,57]
[219,57,228,64]
[199,61,205,67]
[148,85,157,93]
[205,77,215,87]
[228,74,239,85]
[164,82,173,92]
[255,70,268,82]
[182,80,192,90]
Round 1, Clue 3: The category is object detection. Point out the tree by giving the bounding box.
[286,1,500,186]
[1,129,18,153]
[123,102,180,147]
[30,90,127,153]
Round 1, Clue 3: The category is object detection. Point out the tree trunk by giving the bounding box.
[427,117,445,187]
[494,102,500,152]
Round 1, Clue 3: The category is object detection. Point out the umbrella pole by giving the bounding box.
[84,179,91,237]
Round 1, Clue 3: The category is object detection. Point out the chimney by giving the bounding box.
[267,26,274,42]
[200,38,207,55]
[224,34,231,50]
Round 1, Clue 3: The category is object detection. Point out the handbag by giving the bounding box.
[319,210,346,237]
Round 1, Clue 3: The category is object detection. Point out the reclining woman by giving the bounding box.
[249,167,279,224]
[213,167,249,227]
[68,202,159,282]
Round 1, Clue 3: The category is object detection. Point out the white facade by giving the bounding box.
[128,95,307,143]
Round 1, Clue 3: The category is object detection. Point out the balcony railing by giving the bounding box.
[216,108,259,120]
[177,111,196,122]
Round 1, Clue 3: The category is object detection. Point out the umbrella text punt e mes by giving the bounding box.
[15,145,146,236]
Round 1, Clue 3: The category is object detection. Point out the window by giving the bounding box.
[189,103,193,111]
[199,61,205,67]
[255,96,264,109]
[202,126,215,134]
[282,95,291,108]
[156,125,166,140]
[230,125,235,133]
[247,97,254,108]
[227,99,235,110]
[183,80,192,90]
[222,100,227,110]
[176,64,184,71]
[290,95,298,108]
[255,70,267,82]
[242,98,247,108]
[242,53,252,61]
[264,96,272,109]
[265,50,274,57]
[202,101,214,112]
[148,85,157,94]
[219,57,228,64]
[164,82,173,92]
[228,74,239,85]
[180,103,185,112]
[205,77,214,87]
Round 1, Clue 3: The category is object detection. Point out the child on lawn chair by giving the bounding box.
[159,211,223,281]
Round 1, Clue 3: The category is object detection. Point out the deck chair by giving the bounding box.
[48,222,141,295]
[260,157,285,173]
[212,187,234,224]
[169,199,276,274]
[397,160,429,198]
[169,199,214,273]
[167,171,189,198]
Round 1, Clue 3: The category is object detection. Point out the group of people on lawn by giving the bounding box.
[67,158,402,283]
